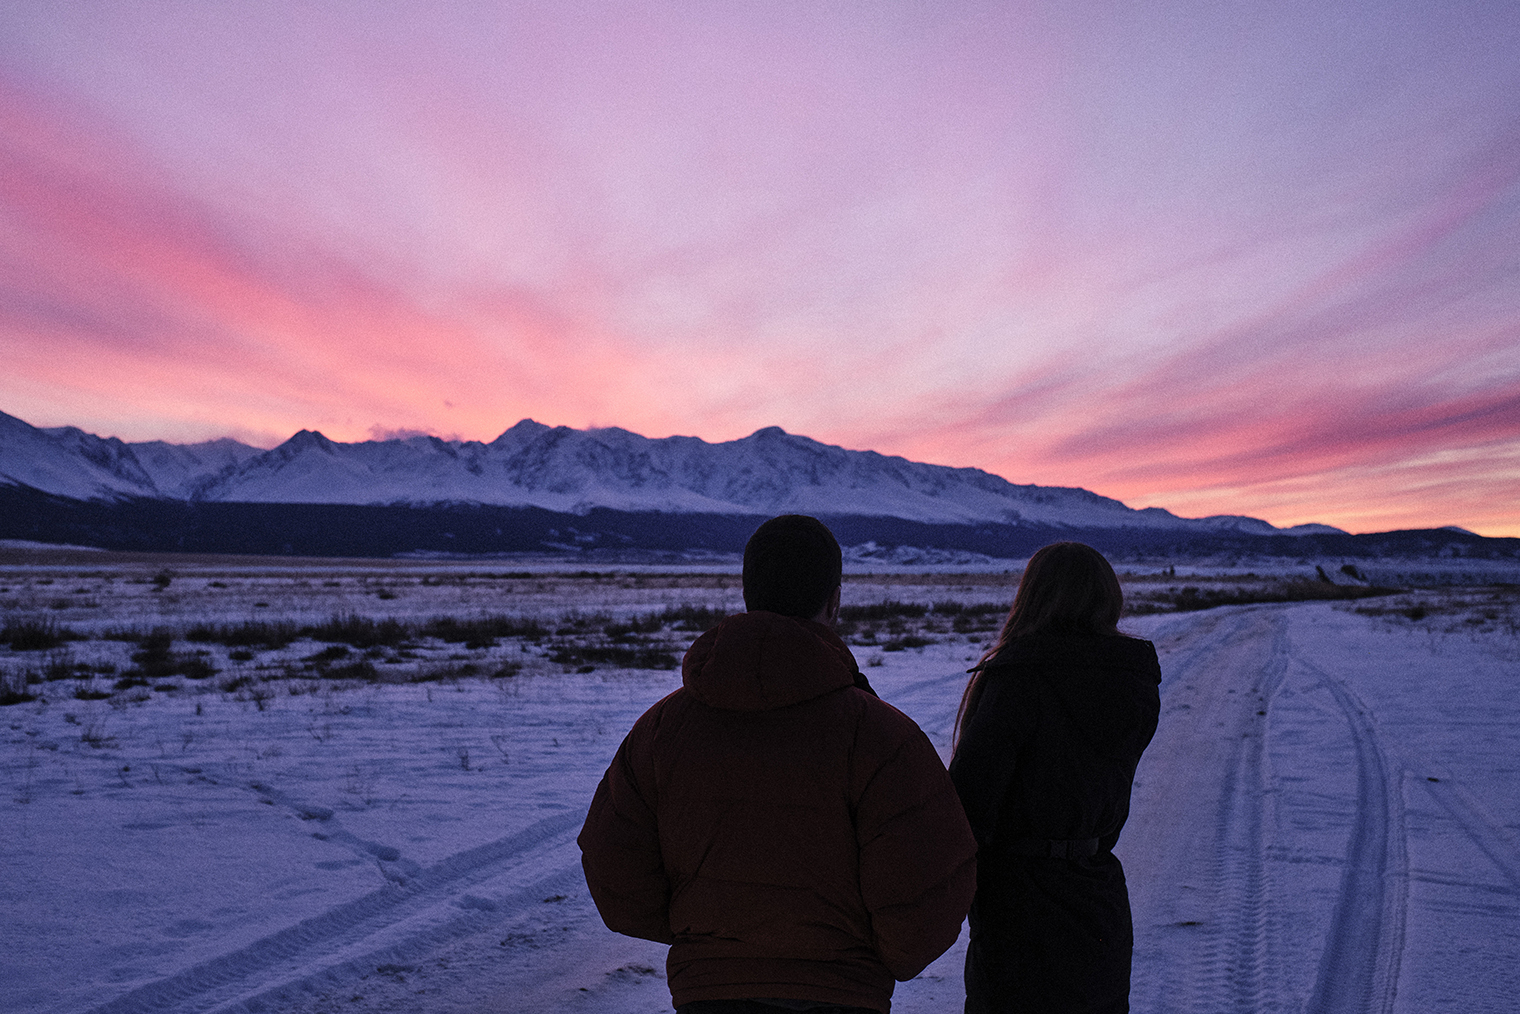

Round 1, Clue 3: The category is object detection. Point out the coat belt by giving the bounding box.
[1002,836,1102,859]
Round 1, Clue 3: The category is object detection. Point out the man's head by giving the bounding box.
[742,514,843,621]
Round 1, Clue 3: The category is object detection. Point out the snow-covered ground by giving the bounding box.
[3,559,1518,1013]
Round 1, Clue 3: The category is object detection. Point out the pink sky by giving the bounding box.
[2,0,1517,535]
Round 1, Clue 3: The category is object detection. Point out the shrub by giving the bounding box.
[185,620,300,649]
[1,618,82,651]
[79,719,113,746]
[323,659,378,681]
[127,630,177,679]
[416,661,479,681]
[604,615,666,638]
[122,630,218,681]
[0,669,36,706]
[307,614,409,649]
[245,681,276,711]
[840,600,928,622]
[422,615,547,646]
[178,655,218,680]
[931,600,1008,618]
[965,603,1009,616]
[43,652,83,681]
[1169,581,1397,612]
[1125,579,1401,616]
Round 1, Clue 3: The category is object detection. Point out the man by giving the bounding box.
[579,514,977,1013]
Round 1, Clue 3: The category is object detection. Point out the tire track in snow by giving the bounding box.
[1345,717,1520,894]
[84,809,585,1014]
[1183,611,1288,1014]
[242,780,426,883]
[1122,607,1288,1014]
[218,863,586,1014]
[1148,608,1249,688]
[1297,659,1407,1014]
[1417,777,1520,892]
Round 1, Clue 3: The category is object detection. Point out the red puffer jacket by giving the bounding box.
[579,611,977,1013]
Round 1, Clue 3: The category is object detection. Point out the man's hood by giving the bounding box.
[682,611,859,712]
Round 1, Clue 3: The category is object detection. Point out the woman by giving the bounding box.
[950,542,1162,1014]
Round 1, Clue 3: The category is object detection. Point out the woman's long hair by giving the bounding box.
[953,542,1124,748]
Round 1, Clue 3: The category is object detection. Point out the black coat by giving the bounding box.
[949,633,1162,1014]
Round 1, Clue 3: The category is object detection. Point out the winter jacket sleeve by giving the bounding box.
[853,704,978,981]
[578,723,675,944]
[949,669,1028,847]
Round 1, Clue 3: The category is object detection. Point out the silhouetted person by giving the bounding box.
[580,514,977,1013]
[950,542,1161,1014]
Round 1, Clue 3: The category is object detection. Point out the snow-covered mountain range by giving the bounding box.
[0,409,1341,535]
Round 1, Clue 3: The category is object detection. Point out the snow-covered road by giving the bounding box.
[1120,604,1520,1014]
[5,598,1517,1013]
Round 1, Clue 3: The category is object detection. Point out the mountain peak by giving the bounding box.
[489,419,552,445]
[281,430,336,453]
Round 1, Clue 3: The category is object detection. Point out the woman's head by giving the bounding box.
[954,542,1124,747]
[999,541,1123,640]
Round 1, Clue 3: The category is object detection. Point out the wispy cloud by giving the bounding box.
[1,1,1518,533]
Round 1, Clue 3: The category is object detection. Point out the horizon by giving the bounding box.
[2,2,1518,537]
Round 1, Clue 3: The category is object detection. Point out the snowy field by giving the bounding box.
[3,550,1519,1013]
